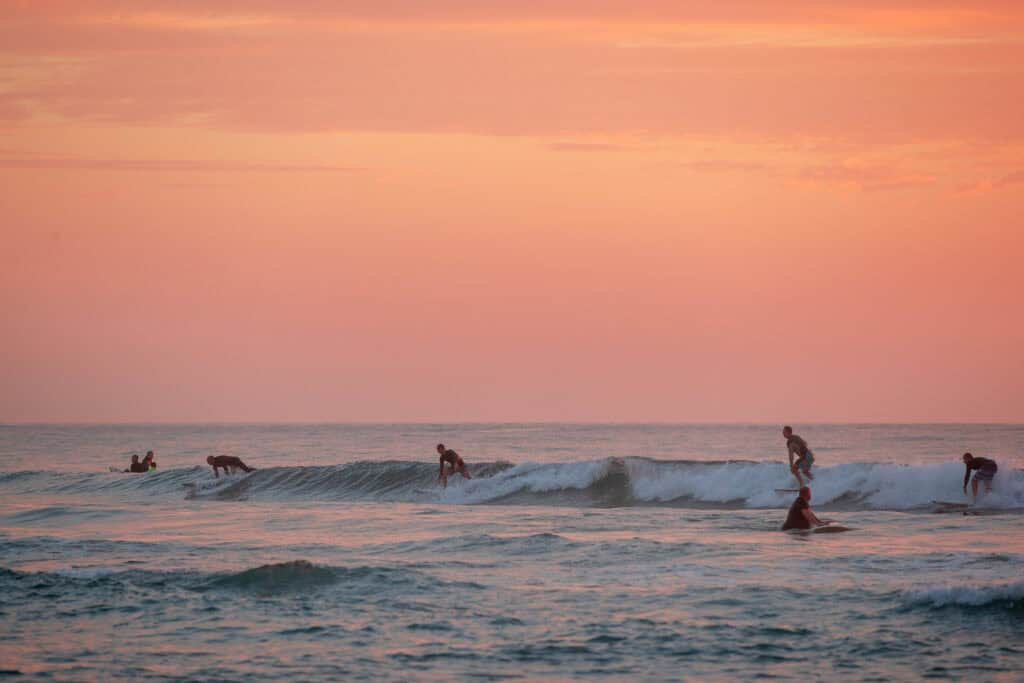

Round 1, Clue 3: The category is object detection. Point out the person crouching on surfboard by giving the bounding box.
[782,487,827,531]
[962,452,998,501]
[783,426,815,487]
[206,455,255,478]
[437,444,471,488]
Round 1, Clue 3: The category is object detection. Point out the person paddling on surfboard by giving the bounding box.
[125,454,147,473]
[782,486,828,531]
[206,455,255,478]
[783,426,815,487]
[437,444,471,488]
[962,452,997,501]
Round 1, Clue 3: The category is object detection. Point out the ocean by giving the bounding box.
[1,423,1022,681]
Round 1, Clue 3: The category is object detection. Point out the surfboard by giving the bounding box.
[962,508,1001,516]
[108,466,123,472]
[812,524,852,533]
[775,488,800,493]
[931,500,969,508]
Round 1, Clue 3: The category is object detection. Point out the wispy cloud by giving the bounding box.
[0,157,365,173]
[545,142,626,152]
[995,169,1024,187]
[1,2,1021,142]
[677,160,770,173]
[798,163,935,191]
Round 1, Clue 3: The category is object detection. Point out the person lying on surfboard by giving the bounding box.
[962,452,998,501]
[206,455,255,478]
[437,443,471,488]
[783,425,815,487]
[781,486,828,531]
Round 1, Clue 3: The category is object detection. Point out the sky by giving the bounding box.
[1,1,1023,422]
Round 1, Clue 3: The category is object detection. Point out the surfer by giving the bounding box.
[125,454,147,473]
[962,452,997,500]
[437,444,471,488]
[783,426,814,487]
[782,486,827,531]
[142,451,157,471]
[206,455,255,478]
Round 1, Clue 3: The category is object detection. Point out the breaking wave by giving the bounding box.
[1,459,1022,511]
[905,580,1024,610]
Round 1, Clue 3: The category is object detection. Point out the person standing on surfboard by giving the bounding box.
[782,487,827,531]
[783,426,814,487]
[962,452,998,501]
[437,444,471,488]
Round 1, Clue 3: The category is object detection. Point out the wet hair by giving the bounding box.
[206,455,215,464]
[131,454,140,461]
[783,425,793,434]
[963,452,973,460]
[799,486,810,496]
[437,443,445,450]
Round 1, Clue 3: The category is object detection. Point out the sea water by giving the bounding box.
[0,423,1021,681]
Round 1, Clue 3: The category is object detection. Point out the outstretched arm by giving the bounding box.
[439,457,445,480]
[802,507,826,527]
[963,465,971,492]
[787,443,796,469]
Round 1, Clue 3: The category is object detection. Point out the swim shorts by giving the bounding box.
[795,450,814,472]
[974,465,997,483]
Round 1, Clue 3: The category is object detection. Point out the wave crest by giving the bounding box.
[1,459,1022,511]
[905,581,1024,609]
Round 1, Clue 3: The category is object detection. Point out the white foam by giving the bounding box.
[440,459,612,504]
[626,460,1024,510]
[906,580,1024,607]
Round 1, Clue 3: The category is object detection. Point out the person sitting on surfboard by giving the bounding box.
[142,451,157,471]
[437,444,471,488]
[783,426,814,487]
[962,452,997,501]
[125,454,148,473]
[206,455,255,478]
[782,486,827,531]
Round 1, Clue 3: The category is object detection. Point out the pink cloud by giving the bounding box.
[995,169,1024,187]
[677,160,770,173]
[0,156,364,173]
[1,2,1022,142]
[546,142,626,152]
[798,163,936,191]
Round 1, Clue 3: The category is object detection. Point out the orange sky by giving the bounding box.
[1,1,1022,422]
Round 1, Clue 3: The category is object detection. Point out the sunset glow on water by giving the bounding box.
[2,1,1023,680]
[1,424,1022,680]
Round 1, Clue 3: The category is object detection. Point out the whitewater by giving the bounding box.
[1,423,1022,681]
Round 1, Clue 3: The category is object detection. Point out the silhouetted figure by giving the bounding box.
[437,444,471,488]
[782,486,827,531]
[206,455,255,478]
[962,452,997,501]
[783,426,815,487]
